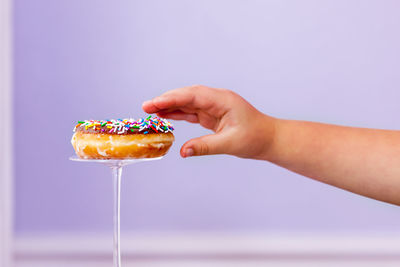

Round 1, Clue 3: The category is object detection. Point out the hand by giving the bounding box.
[144,85,400,205]
[142,85,276,158]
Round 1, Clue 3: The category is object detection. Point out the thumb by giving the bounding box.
[180,133,228,157]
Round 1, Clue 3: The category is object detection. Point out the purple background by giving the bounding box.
[14,0,400,234]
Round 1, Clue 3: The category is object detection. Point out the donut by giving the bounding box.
[71,116,174,159]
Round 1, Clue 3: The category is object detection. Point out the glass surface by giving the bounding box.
[70,156,163,267]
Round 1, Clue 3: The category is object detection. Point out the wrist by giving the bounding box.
[255,114,280,161]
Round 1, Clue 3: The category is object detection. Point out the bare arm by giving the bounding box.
[264,120,400,205]
[143,85,400,205]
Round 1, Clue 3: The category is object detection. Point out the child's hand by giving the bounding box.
[142,85,276,158]
[143,85,400,205]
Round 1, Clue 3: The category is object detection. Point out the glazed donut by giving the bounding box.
[71,116,174,159]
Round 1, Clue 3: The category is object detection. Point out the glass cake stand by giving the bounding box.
[70,156,163,267]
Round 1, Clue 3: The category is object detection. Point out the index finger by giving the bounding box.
[142,90,194,114]
[142,86,217,114]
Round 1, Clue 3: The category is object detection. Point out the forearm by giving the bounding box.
[262,117,400,205]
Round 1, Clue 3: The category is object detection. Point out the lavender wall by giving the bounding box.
[14,0,400,234]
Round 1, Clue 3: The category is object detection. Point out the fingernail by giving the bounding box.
[142,100,151,106]
[153,96,167,102]
[185,148,194,157]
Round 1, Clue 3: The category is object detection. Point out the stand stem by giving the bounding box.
[112,166,122,267]
[70,156,163,266]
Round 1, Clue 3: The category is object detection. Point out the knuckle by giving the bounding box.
[197,140,209,155]
[190,84,205,91]
[220,89,239,102]
[223,88,237,96]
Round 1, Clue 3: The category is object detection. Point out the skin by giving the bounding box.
[142,85,400,205]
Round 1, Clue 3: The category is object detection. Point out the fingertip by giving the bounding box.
[142,99,152,105]
[142,95,169,111]
[152,95,174,110]
[180,145,187,158]
[180,151,186,158]
[143,99,160,113]
[185,148,194,157]
[142,100,152,112]
[180,144,195,158]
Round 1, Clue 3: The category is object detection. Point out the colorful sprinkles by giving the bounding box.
[73,116,174,134]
